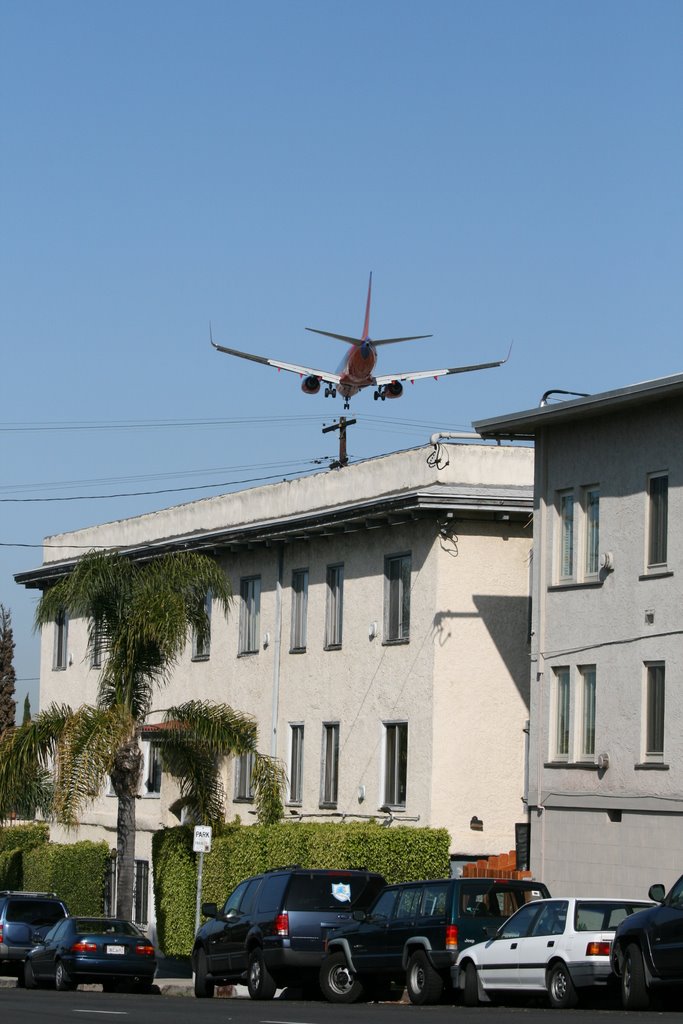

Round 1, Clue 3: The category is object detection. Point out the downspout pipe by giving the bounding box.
[270,543,284,758]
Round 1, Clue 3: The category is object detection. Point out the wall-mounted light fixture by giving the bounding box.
[368,622,378,640]
[470,816,484,831]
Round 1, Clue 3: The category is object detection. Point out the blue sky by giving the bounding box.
[2,0,681,714]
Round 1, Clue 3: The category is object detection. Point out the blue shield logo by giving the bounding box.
[331,882,351,903]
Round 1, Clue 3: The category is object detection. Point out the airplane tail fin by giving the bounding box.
[362,271,372,341]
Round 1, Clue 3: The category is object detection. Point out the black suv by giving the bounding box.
[611,873,683,1009]
[192,867,386,999]
[0,890,70,984]
[320,875,551,1003]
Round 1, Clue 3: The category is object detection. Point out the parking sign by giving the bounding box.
[193,825,212,853]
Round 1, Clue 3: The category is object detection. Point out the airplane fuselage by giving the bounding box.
[336,340,377,398]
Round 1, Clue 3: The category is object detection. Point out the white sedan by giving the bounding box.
[453,896,652,1009]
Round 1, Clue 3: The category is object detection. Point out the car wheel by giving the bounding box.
[194,948,215,998]
[247,948,277,1000]
[463,961,479,1007]
[319,951,365,1004]
[23,960,38,990]
[622,944,649,1010]
[548,961,578,1009]
[406,949,444,1005]
[55,960,74,991]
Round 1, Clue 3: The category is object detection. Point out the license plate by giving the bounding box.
[106,945,125,955]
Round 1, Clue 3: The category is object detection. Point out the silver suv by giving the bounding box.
[0,890,70,985]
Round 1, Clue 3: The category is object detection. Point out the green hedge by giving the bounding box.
[0,822,49,854]
[23,840,109,914]
[153,821,450,958]
[0,822,50,889]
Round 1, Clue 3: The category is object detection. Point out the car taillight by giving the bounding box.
[135,943,155,957]
[446,924,458,950]
[586,941,611,957]
[0,925,3,943]
[71,941,97,952]
[275,912,289,936]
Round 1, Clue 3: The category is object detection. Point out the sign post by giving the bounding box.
[193,825,212,937]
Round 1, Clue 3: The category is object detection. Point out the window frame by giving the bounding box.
[192,590,212,661]
[383,720,408,807]
[234,751,255,801]
[238,576,261,655]
[552,666,571,761]
[143,741,162,796]
[324,563,344,650]
[578,664,596,760]
[384,553,411,644]
[288,723,304,805]
[320,722,340,808]
[53,611,69,671]
[583,487,600,578]
[647,473,668,569]
[557,491,575,582]
[290,568,309,653]
[644,662,665,760]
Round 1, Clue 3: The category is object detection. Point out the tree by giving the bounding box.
[0,605,16,738]
[0,550,285,919]
[22,694,31,724]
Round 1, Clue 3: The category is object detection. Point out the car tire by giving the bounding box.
[622,943,649,1010]
[548,961,578,1009]
[24,961,38,990]
[55,960,74,991]
[247,948,277,1000]
[406,949,444,1005]
[194,948,215,998]
[319,951,365,1004]
[462,961,480,1006]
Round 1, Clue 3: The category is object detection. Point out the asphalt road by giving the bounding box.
[0,988,677,1024]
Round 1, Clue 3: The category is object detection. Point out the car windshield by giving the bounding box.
[74,919,142,936]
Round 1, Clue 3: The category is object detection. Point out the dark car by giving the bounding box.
[0,890,70,984]
[192,866,386,999]
[24,916,156,992]
[320,875,551,1004]
[611,874,683,1009]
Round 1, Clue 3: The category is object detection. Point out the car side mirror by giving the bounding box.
[201,902,218,919]
[648,883,666,903]
[352,910,367,922]
[30,931,46,944]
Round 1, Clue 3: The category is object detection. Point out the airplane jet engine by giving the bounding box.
[384,381,404,399]
[301,375,321,395]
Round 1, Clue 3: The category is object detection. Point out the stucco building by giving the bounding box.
[475,373,683,898]
[16,441,534,925]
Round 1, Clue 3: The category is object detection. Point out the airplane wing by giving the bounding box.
[373,347,512,386]
[211,341,343,385]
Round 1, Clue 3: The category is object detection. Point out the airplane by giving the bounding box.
[211,273,510,409]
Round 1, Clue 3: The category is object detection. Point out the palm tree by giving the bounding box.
[0,550,285,919]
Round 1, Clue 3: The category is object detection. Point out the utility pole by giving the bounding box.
[323,416,356,469]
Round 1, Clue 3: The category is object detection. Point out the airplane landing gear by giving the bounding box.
[373,388,386,401]
[324,386,337,398]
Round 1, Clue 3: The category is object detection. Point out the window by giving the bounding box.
[645,663,665,758]
[584,488,600,576]
[384,721,408,806]
[384,553,411,642]
[144,742,162,794]
[289,723,304,803]
[234,751,255,801]
[53,611,68,670]
[239,576,261,654]
[133,860,149,927]
[579,665,596,759]
[290,569,308,652]
[192,590,212,660]
[558,492,575,580]
[553,667,570,760]
[325,564,344,649]
[90,619,103,669]
[320,723,339,806]
[647,473,668,567]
